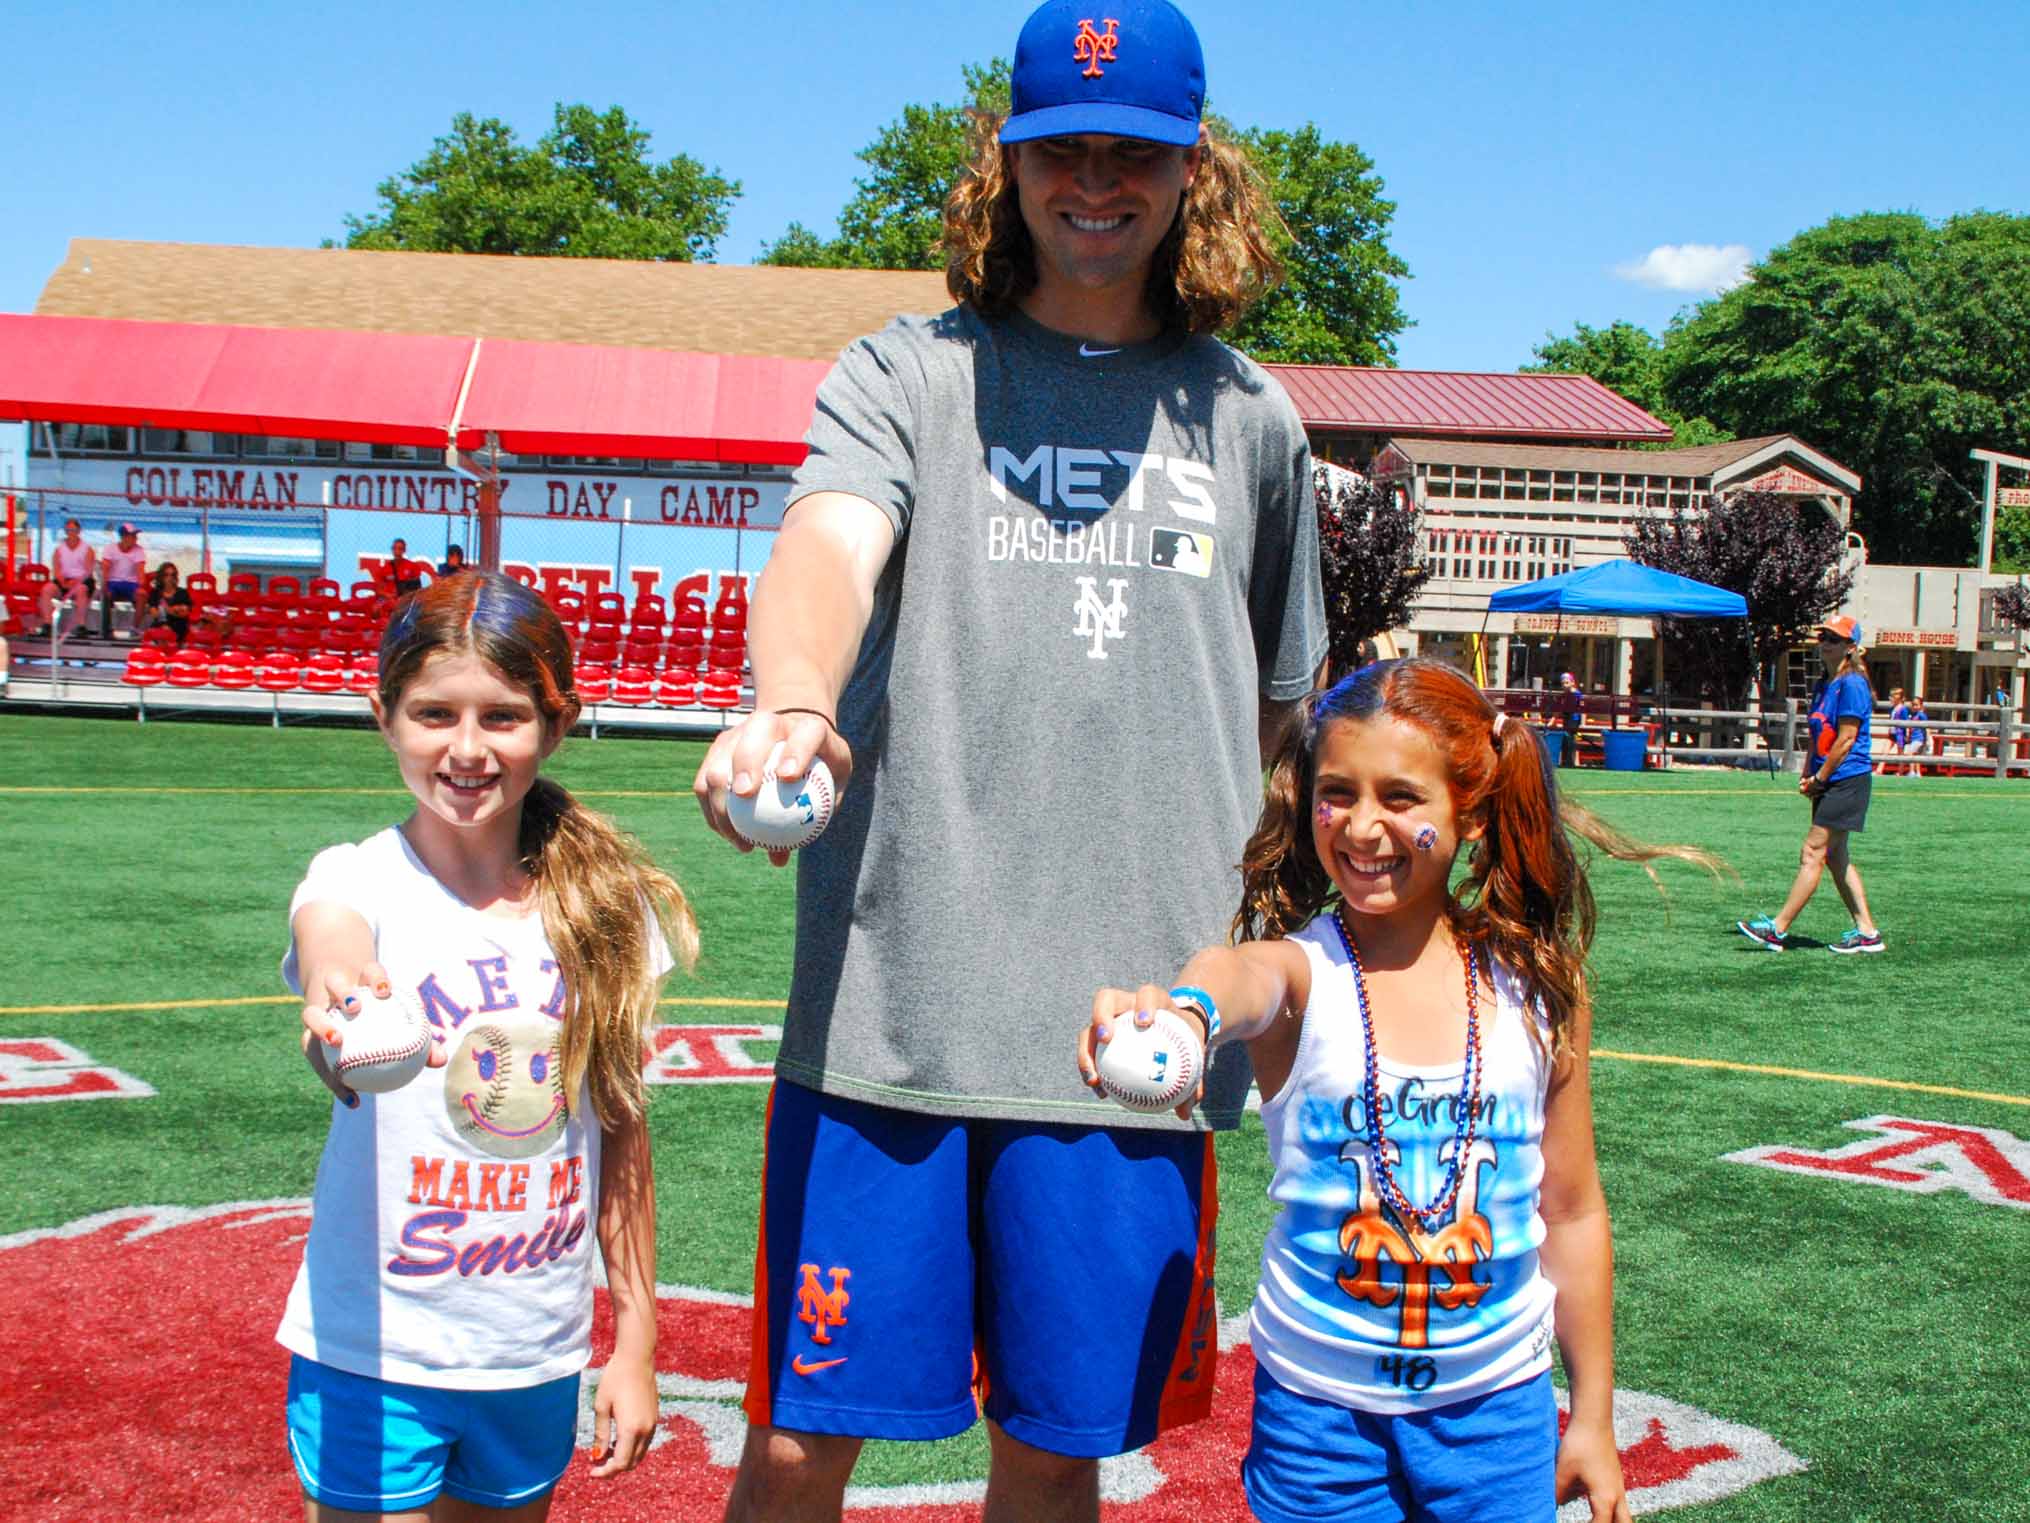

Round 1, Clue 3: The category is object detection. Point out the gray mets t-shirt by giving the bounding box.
[778,305,1326,1130]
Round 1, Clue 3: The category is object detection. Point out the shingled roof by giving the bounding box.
[1382,433,1860,491]
[34,239,953,362]
[1266,364,1673,442]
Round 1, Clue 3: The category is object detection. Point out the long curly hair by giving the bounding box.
[378,572,699,1127]
[942,109,1284,334]
[1235,659,1716,1056]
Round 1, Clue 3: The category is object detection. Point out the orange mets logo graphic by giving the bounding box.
[1336,1136,1494,1353]
[796,1263,851,1345]
[1074,18,1121,77]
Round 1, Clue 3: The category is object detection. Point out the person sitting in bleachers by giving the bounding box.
[146,562,194,645]
[37,519,96,639]
[99,524,149,638]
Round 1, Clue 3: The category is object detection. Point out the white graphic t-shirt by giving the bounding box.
[1251,914,1557,1415]
[276,827,603,1390]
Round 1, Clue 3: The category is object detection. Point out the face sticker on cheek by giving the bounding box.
[1315,802,1336,829]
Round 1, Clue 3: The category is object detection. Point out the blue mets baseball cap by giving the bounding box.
[1000,0,1206,148]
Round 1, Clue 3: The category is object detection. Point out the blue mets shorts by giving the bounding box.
[1243,1366,1557,1523]
[743,1079,1219,1458]
[285,1355,579,1512]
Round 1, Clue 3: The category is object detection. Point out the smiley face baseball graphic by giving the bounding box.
[443,1020,570,1159]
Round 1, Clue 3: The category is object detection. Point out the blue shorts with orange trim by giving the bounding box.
[743,1080,1219,1458]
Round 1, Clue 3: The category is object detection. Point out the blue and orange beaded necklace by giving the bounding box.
[1331,903,1484,1232]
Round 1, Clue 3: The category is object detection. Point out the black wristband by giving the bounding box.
[774,706,837,731]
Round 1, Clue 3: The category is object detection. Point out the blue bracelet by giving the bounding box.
[1168,985,1221,1043]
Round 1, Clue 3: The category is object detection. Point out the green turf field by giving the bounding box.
[2,712,2026,1519]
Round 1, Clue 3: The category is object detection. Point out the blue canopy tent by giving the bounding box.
[1486,559,1749,767]
[1487,558,1748,620]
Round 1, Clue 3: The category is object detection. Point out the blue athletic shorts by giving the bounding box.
[1243,1365,1557,1523]
[743,1079,1220,1458]
[285,1355,579,1512]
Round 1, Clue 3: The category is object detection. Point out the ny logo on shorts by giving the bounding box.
[797,1263,852,1345]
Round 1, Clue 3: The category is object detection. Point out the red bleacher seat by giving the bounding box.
[698,681,743,713]
[211,651,256,689]
[350,580,380,601]
[301,653,347,694]
[307,577,341,599]
[18,563,50,585]
[664,636,703,672]
[121,650,167,687]
[141,624,178,651]
[580,636,621,668]
[268,576,303,598]
[655,677,698,708]
[166,650,211,688]
[576,664,613,704]
[187,571,218,596]
[279,627,320,657]
[187,622,223,652]
[256,654,301,692]
[589,590,627,623]
[630,594,668,630]
[345,654,380,695]
[611,665,655,705]
[227,572,261,598]
[622,634,664,668]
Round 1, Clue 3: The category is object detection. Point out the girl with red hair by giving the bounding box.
[1081,658,1711,1523]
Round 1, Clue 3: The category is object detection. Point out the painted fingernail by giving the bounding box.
[375,984,391,999]
[342,994,359,1011]
[344,1094,359,1110]
[326,1029,343,1045]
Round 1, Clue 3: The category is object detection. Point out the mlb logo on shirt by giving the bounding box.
[1149,528,1213,577]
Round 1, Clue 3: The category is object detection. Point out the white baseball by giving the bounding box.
[322,986,430,1094]
[727,740,835,851]
[1095,1007,1204,1114]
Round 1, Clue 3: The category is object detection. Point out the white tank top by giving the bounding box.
[1250,912,1557,1415]
[53,540,91,580]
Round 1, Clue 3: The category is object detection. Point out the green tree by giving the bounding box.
[1524,320,1731,449]
[761,63,1009,269]
[1224,124,1410,366]
[760,65,1410,364]
[338,105,738,261]
[1995,504,2030,575]
[1660,211,2030,564]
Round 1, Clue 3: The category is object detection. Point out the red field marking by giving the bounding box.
[0,1204,1805,1520]
[0,1037,154,1104]
[645,1023,780,1084]
[1724,1114,2030,1210]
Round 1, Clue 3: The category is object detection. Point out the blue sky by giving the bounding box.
[4,0,2025,373]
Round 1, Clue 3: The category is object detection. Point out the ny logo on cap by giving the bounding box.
[1074,17,1120,77]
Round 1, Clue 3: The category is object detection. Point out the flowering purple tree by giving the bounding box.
[1625,490,1853,705]
[1315,461,1427,679]
[1995,582,2030,632]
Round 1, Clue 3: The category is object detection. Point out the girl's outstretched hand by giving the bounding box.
[1555,1414,1632,1522]
[298,961,445,1107]
[1079,984,1207,1123]
[588,1349,659,1479]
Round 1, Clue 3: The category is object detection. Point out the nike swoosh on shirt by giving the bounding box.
[792,1355,848,1375]
[1078,343,1122,357]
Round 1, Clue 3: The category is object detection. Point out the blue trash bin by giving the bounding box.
[1532,726,1567,766]
[1600,728,1647,772]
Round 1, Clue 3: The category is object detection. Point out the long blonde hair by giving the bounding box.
[942,110,1284,334]
[378,573,699,1126]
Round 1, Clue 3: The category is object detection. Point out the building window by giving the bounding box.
[244,436,341,460]
[46,423,130,453]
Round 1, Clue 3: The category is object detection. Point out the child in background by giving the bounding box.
[1884,687,1910,776]
[1082,659,1714,1523]
[282,571,697,1519]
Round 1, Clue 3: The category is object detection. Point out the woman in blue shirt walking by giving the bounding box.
[1738,615,1885,954]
